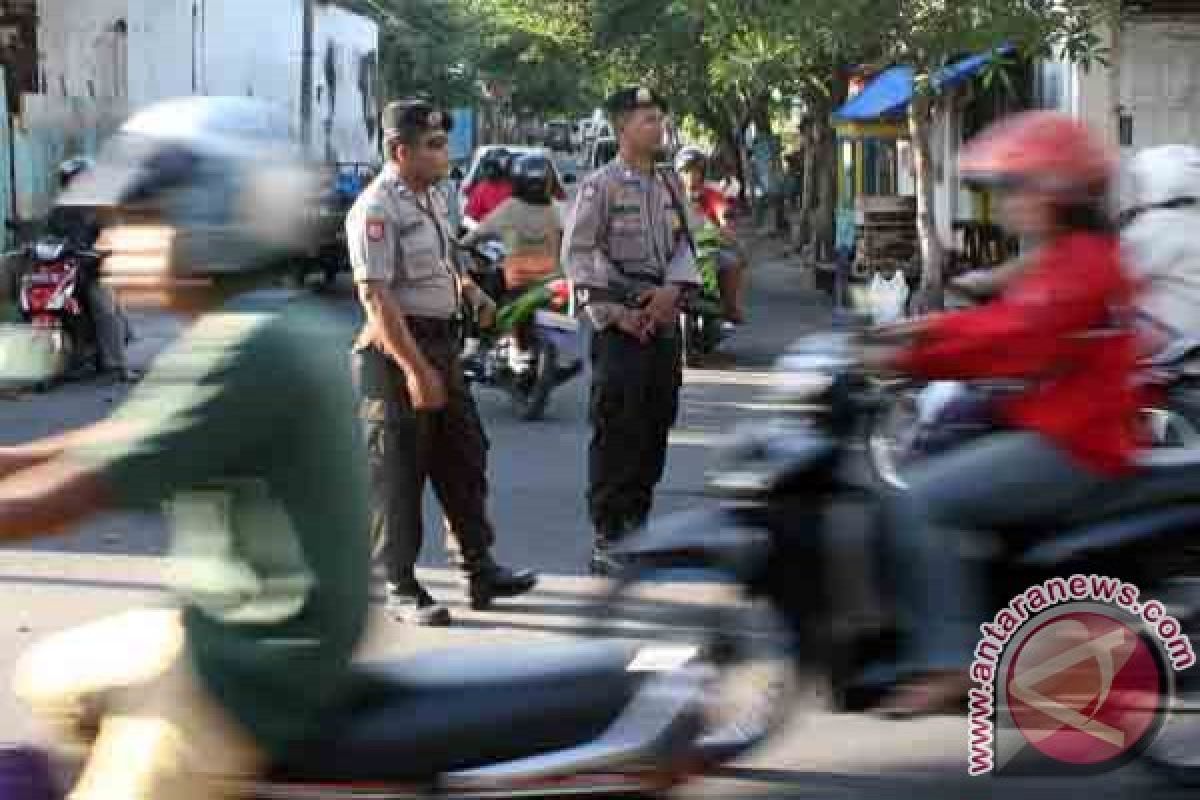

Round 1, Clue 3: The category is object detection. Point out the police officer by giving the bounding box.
[347,99,537,625]
[562,87,701,575]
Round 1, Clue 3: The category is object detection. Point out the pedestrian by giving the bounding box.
[562,86,701,575]
[346,98,537,625]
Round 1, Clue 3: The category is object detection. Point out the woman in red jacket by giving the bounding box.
[869,112,1143,716]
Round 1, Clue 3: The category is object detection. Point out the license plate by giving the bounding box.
[533,310,579,332]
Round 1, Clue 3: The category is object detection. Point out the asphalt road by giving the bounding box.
[0,234,1194,797]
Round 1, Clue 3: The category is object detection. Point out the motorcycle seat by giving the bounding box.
[1000,452,1200,567]
[269,640,642,783]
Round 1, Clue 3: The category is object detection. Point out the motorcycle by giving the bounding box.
[6,629,795,798]
[600,330,1200,733]
[678,223,732,367]
[461,240,584,420]
[6,236,107,390]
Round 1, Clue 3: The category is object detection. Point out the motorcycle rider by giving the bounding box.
[1,97,371,799]
[460,152,563,374]
[464,148,514,227]
[1121,144,1200,353]
[675,145,747,325]
[864,112,1144,716]
[46,157,138,382]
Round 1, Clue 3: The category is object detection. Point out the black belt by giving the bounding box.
[405,316,460,335]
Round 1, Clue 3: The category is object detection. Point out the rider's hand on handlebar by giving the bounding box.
[868,317,929,345]
[860,344,906,377]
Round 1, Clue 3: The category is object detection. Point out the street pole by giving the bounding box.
[300,0,315,155]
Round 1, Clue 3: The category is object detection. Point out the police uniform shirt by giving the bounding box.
[562,157,699,329]
[346,163,460,321]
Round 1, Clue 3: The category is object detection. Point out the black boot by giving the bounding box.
[589,542,629,577]
[461,554,537,610]
[386,579,452,626]
[589,521,636,577]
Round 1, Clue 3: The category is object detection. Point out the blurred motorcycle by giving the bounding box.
[600,330,1200,723]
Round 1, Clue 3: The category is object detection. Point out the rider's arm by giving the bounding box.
[0,458,111,541]
[897,235,1129,380]
[0,317,274,540]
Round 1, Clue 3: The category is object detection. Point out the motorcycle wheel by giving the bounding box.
[509,340,556,421]
[865,384,923,490]
[588,566,800,767]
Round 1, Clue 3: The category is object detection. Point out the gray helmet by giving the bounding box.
[58,96,316,285]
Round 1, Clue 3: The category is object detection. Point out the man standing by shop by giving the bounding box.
[347,99,537,625]
[562,87,700,575]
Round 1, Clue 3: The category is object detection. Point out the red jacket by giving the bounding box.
[465,180,512,223]
[896,232,1143,475]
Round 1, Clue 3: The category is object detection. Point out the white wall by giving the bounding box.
[312,3,379,163]
[194,0,304,133]
[129,0,303,133]
[125,0,196,107]
[36,0,130,99]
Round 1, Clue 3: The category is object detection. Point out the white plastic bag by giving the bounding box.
[866,271,909,325]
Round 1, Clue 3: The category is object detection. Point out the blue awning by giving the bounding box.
[833,45,1015,122]
[834,66,915,122]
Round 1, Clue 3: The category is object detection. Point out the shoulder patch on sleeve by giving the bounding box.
[366,218,386,242]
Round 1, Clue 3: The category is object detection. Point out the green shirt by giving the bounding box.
[70,289,370,759]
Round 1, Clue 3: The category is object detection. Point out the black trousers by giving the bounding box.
[587,328,682,541]
[352,319,496,591]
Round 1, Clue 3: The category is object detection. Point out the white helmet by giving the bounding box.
[58,96,316,284]
[674,145,707,173]
[1128,145,1200,209]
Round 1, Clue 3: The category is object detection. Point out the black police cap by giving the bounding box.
[604,86,668,116]
[382,99,453,137]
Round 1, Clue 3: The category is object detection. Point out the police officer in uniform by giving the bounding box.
[347,99,537,625]
[562,87,701,575]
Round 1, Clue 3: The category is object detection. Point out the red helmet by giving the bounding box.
[959,111,1115,193]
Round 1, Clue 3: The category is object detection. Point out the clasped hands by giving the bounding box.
[616,286,683,344]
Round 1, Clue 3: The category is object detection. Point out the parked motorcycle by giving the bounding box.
[601,330,1200,728]
[461,240,584,420]
[8,236,107,390]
